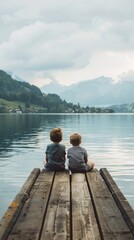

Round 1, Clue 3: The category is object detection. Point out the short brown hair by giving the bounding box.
[70,133,81,146]
[50,128,62,142]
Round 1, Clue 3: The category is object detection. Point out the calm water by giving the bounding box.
[0,113,134,218]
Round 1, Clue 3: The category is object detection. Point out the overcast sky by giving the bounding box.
[0,0,134,87]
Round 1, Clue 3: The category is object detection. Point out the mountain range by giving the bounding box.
[41,76,134,106]
[1,69,134,112]
[2,69,108,113]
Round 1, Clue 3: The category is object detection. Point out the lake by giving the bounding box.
[0,113,134,218]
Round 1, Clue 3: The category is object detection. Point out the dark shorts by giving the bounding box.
[69,164,93,173]
[45,163,65,171]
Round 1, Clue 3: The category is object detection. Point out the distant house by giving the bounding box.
[14,108,22,114]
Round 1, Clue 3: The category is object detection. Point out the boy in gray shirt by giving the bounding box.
[44,128,66,171]
[67,133,94,173]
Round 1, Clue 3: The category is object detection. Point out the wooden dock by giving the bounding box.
[0,168,134,240]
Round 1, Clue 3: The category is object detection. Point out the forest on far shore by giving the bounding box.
[0,69,114,113]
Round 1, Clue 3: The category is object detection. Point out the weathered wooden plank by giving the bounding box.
[71,173,101,240]
[86,169,134,240]
[100,168,134,236]
[0,168,40,240]
[40,171,70,240]
[20,168,41,195]
[7,171,55,240]
[1,168,133,240]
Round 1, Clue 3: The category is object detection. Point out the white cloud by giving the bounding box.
[0,0,134,86]
[0,21,95,70]
[118,70,134,82]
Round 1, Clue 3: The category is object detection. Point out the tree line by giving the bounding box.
[0,70,114,113]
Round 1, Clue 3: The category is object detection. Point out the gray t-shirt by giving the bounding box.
[45,143,66,167]
[67,146,88,169]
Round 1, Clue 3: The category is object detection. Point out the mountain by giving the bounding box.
[41,76,134,106]
[0,69,43,105]
[41,82,67,94]
[60,76,113,106]
[6,71,26,82]
[1,69,133,113]
[108,103,134,113]
[2,69,110,113]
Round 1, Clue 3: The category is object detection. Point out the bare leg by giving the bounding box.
[87,161,95,169]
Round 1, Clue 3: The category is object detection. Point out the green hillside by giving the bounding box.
[0,69,115,113]
[0,70,43,105]
[0,70,84,113]
[0,98,47,113]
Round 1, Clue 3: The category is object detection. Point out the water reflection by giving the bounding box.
[0,114,65,157]
[0,113,134,218]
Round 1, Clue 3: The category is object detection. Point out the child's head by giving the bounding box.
[50,128,62,143]
[70,133,81,146]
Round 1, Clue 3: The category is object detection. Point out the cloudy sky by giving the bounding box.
[0,0,134,87]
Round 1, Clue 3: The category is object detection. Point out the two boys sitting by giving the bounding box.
[45,128,94,172]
